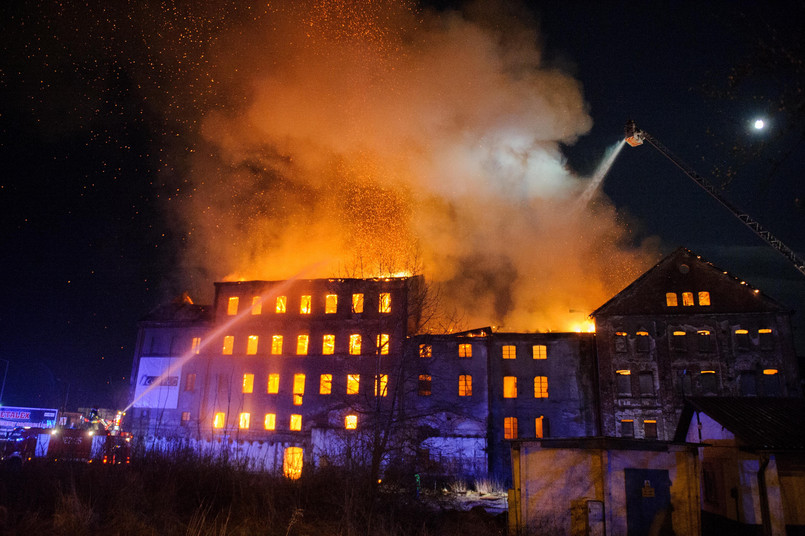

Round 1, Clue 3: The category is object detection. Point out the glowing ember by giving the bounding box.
[117,0,656,333]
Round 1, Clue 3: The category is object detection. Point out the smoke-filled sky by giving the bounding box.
[172,1,652,331]
[1,0,802,407]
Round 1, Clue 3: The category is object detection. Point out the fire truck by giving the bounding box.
[1,409,131,466]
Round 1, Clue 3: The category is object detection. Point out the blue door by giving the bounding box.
[624,468,673,535]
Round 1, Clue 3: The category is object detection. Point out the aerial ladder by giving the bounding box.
[624,120,805,278]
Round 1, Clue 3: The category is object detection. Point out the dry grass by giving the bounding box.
[0,453,506,536]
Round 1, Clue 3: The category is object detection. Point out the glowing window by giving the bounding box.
[271,335,283,355]
[665,293,678,307]
[614,332,628,353]
[418,374,432,396]
[322,334,335,355]
[184,373,196,392]
[644,419,657,439]
[503,376,517,398]
[534,376,548,398]
[698,291,711,306]
[181,412,190,426]
[763,368,778,375]
[735,329,750,350]
[504,417,518,439]
[533,345,547,359]
[239,412,250,429]
[616,370,631,396]
[294,394,303,406]
[283,446,303,479]
[191,337,201,355]
[419,344,432,358]
[276,296,287,313]
[682,292,694,306]
[246,335,259,355]
[375,374,388,397]
[352,293,364,313]
[349,334,362,355]
[222,335,234,355]
[671,331,687,351]
[293,374,305,395]
[459,375,472,396]
[242,374,254,394]
[297,335,309,355]
[345,415,358,430]
[377,334,390,355]
[213,412,225,429]
[347,374,360,395]
[300,295,312,314]
[759,328,773,350]
[264,413,276,431]
[502,345,516,359]
[227,296,239,315]
[325,294,338,314]
[535,416,544,438]
[289,414,302,432]
[636,331,650,352]
[697,330,713,352]
[320,374,332,394]
[458,343,472,358]
[251,296,262,315]
[621,419,634,437]
[379,292,391,313]
[267,373,280,394]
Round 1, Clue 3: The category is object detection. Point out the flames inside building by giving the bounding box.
[128,248,800,484]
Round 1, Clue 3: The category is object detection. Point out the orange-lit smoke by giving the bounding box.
[172,1,656,332]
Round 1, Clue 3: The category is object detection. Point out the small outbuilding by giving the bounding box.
[676,397,805,536]
[509,437,701,536]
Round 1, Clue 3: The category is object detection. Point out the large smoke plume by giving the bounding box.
[171,1,656,331]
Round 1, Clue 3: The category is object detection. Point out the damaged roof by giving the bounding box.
[675,397,805,450]
[139,293,212,324]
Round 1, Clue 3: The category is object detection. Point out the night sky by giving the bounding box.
[1,1,803,410]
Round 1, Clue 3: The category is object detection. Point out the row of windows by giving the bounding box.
[206,410,360,432]
[676,369,780,397]
[187,372,391,399]
[620,418,658,439]
[615,370,655,397]
[614,328,774,353]
[503,416,548,439]
[210,333,391,356]
[613,368,780,398]
[192,372,552,399]
[226,292,392,316]
[413,374,551,399]
[665,291,710,307]
[417,343,548,360]
[415,374,475,396]
[502,376,549,399]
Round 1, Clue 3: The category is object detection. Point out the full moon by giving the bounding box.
[753,119,765,130]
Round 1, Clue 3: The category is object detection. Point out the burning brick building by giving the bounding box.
[129,276,421,475]
[127,248,800,481]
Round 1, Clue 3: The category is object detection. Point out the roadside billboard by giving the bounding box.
[0,406,59,435]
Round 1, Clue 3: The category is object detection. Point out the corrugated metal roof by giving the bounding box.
[682,397,805,450]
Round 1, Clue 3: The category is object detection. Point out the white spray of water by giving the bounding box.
[575,139,626,211]
[124,265,324,413]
